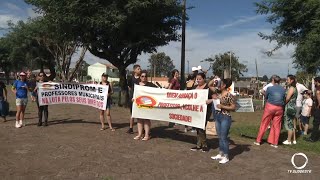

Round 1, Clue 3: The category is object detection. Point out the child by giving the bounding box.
[300,90,313,135]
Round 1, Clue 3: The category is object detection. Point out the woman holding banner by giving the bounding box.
[133,70,157,141]
[33,72,49,126]
[99,73,115,131]
[167,69,182,129]
[210,78,235,164]
[190,72,213,152]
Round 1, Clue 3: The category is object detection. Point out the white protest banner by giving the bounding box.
[37,82,108,110]
[236,98,254,112]
[132,85,208,129]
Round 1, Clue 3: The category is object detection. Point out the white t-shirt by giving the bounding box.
[262,83,273,92]
[296,83,308,107]
[301,98,313,116]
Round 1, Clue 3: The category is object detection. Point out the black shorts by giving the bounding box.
[300,115,310,125]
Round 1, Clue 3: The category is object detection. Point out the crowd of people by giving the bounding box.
[125,64,235,164]
[0,65,320,165]
[254,75,320,148]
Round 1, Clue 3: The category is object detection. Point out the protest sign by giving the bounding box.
[132,85,208,129]
[236,98,254,112]
[37,82,108,110]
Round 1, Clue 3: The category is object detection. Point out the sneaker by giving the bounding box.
[293,141,297,145]
[37,122,42,126]
[44,122,48,127]
[253,142,260,146]
[219,156,229,164]
[282,140,292,145]
[270,144,278,148]
[126,128,134,134]
[19,120,25,127]
[211,154,223,160]
[190,146,201,152]
[15,121,21,128]
[201,147,209,152]
[191,129,196,133]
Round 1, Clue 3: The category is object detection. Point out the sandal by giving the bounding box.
[110,128,115,131]
[142,136,151,141]
[100,127,106,131]
[134,136,141,140]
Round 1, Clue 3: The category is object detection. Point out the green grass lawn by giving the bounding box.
[230,111,320,154]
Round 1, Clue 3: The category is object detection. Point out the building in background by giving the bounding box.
[87,63,120,83]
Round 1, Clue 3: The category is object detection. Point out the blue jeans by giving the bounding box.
[212,103,217,120]
[0,99,4,116]
[215,112,232,156]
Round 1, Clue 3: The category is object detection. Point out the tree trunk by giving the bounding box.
[68,47,87,82]
[118,66,129,107]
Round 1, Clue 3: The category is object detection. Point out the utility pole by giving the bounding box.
[229,51,232,78]
[180,0,186,90]
[255,59,259,98]
[187,60,190,74]
[153,60,156,80]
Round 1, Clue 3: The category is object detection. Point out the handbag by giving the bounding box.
[206,121,217,136]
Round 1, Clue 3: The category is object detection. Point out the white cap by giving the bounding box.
[191,67,199,72]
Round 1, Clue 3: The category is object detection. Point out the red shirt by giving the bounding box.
[170,78,180,90]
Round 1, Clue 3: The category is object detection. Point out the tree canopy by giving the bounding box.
[148,52,175,77]
[203,52,247,80]
[255,0,320,73]
[25,0,183,106]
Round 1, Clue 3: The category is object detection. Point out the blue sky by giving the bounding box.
[0,0,296,77]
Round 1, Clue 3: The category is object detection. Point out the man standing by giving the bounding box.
[127,64,141,134]
[261,75,277,96]
[0,80,8,122]
[305,77,320,142]
[254,76,285,148]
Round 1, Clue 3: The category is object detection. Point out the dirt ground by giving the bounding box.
[1,90,319,180]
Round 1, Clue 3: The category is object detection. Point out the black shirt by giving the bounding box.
[192,83,213,110]
[128,76,141,98]
[128,76,140,89]
[143,82,158,88]
[0,81,5,98]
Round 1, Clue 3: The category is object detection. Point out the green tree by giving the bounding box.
[26,0,183,106]
[0,38,12,83]
[20,18,87,82]
[203,52,247,80]
[255,0,320,73]
[148,52,175,77]
[295,71,314,89]
[4,21,56,79]
[262,75,269,82]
